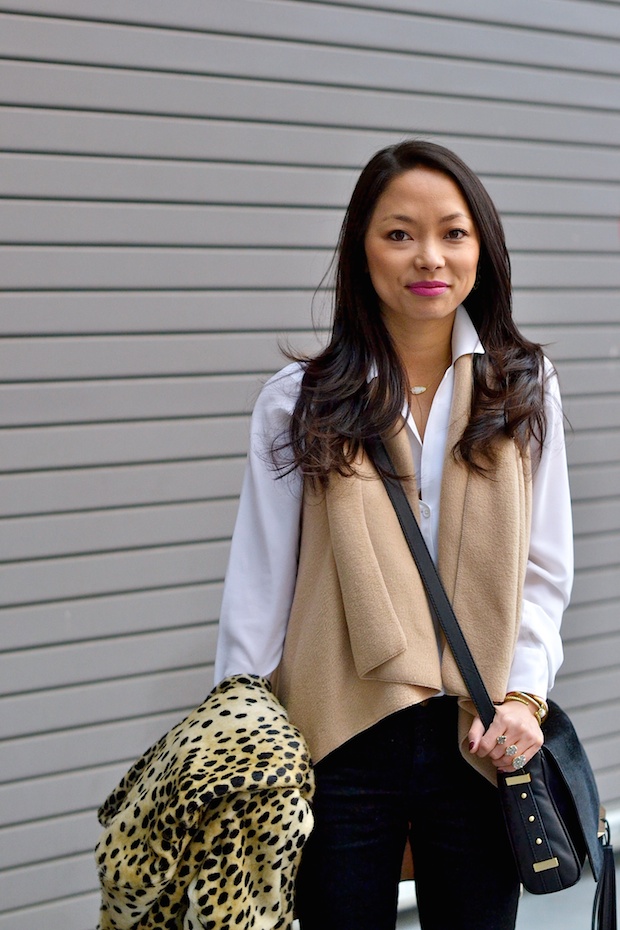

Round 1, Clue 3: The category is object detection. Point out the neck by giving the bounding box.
[387,316,454,388]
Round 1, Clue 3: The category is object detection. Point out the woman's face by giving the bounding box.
[364,167,481,335]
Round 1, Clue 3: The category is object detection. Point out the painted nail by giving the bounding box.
[469,741,475,751]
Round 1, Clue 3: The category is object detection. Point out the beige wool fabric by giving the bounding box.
[272,354,532,784]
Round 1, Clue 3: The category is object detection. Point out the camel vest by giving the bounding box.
[272,355,532,782]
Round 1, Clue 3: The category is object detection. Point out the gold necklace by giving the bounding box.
[409,360,451,396]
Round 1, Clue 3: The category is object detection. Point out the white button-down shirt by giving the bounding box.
[215,307,572,699]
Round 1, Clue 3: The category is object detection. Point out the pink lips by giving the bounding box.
[407,280,449,297]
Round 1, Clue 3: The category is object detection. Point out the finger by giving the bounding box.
[468,716,485,753]
[495,738,544,772]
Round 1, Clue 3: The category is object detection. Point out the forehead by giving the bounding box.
[372,166,472,220]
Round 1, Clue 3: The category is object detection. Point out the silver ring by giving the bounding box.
[505,745,518,757]
[513,755,527,770]
[496,735,507,745]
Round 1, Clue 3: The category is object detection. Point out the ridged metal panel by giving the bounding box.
[0,2,618,927]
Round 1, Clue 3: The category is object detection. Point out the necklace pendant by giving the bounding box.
[410,385,427,395]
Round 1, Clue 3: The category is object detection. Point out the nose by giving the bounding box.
[414,239,445,271]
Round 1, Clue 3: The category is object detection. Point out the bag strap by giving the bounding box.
[374,440,496,731]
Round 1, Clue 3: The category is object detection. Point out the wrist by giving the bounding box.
[504,691,548,726]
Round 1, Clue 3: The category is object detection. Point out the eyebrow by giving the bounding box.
[380,211,470,224]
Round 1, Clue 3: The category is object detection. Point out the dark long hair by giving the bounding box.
[276,140,547,485]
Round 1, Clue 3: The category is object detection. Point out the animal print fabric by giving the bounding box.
[95,675,315,929]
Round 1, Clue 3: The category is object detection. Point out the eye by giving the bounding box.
[388,229,411,241]
[445,228,468,240]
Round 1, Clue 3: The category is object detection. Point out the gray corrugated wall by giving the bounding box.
[0,1,619,926]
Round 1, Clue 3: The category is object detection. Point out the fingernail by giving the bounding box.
[469,741,475,751]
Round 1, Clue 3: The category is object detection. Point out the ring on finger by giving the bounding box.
[513,754,527,769]
[496,735,507,745]
[505,745,518,757]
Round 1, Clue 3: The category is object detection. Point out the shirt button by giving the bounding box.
[420,503,431,519]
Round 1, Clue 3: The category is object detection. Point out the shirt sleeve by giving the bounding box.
[506,362,573,698]
[213,365,303,683]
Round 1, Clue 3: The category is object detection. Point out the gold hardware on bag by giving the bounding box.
[505,773,532,786]
[533,858,560,873]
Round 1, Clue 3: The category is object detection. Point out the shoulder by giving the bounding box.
[254,361,305,419]
[541,356,562,403]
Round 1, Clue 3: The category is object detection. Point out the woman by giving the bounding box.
[214,141,572,930]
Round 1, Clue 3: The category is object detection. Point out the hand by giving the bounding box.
[468,700,544,771]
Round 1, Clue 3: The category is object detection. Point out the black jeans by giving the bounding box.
[296,697,520,930]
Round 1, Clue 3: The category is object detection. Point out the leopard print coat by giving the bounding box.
[95,675,315,930]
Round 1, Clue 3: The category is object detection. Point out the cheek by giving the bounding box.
[366,247,397,287]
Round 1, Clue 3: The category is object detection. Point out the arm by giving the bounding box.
[213,365,303,683]
[471,362,573,768]
[506,361,573,698]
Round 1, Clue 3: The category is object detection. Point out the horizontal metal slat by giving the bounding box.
[0,582,222,650]
[520,326,620,361]
[4,108,620,184]
[0,289,618,335]
[570,463,620,502]
[590,770,620,811]
[0,540,230,608]
[556,361,620,398]
[2,5,620,80]
[308,0,620,39]
[0,377,263,426]
[4,0,620,43]
[570,700,620,742]
[0,850,97,913]
[0,892,99,930]
[0,761,124,827]
[3,62,620,147]
[571,565,620,607]
[1,710,188,784]
[1,665,214,739]
[551,664,620,710]
[0,248,618,290]
[1,365,615,430]
[0,416,251,471]
[0,289,320,334]
[0,246,332,289]
[3,201,620,249]
[1,329,572,379]
[563,600,620,641]
[0,811,98,870]
[515,291,620,326]
[0,499,238,562]
[561,396,620,431]
[0,624,218,696]
[581,733,620,772]
[0,332,308,380]
[562,631,620,676]
[0,154,355,206]
[0,459,245,516]
[574,533,620,571]
[13,21,620,113]
[566,429,620,468]
[573,497,620,535]
[0,324,620,382]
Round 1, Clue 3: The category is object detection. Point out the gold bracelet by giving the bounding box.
[503,694,531,709]
[505,691,548,726]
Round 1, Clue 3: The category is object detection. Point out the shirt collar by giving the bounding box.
[451,304,484,362]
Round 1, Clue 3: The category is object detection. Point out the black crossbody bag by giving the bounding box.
[374,441,616,929]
